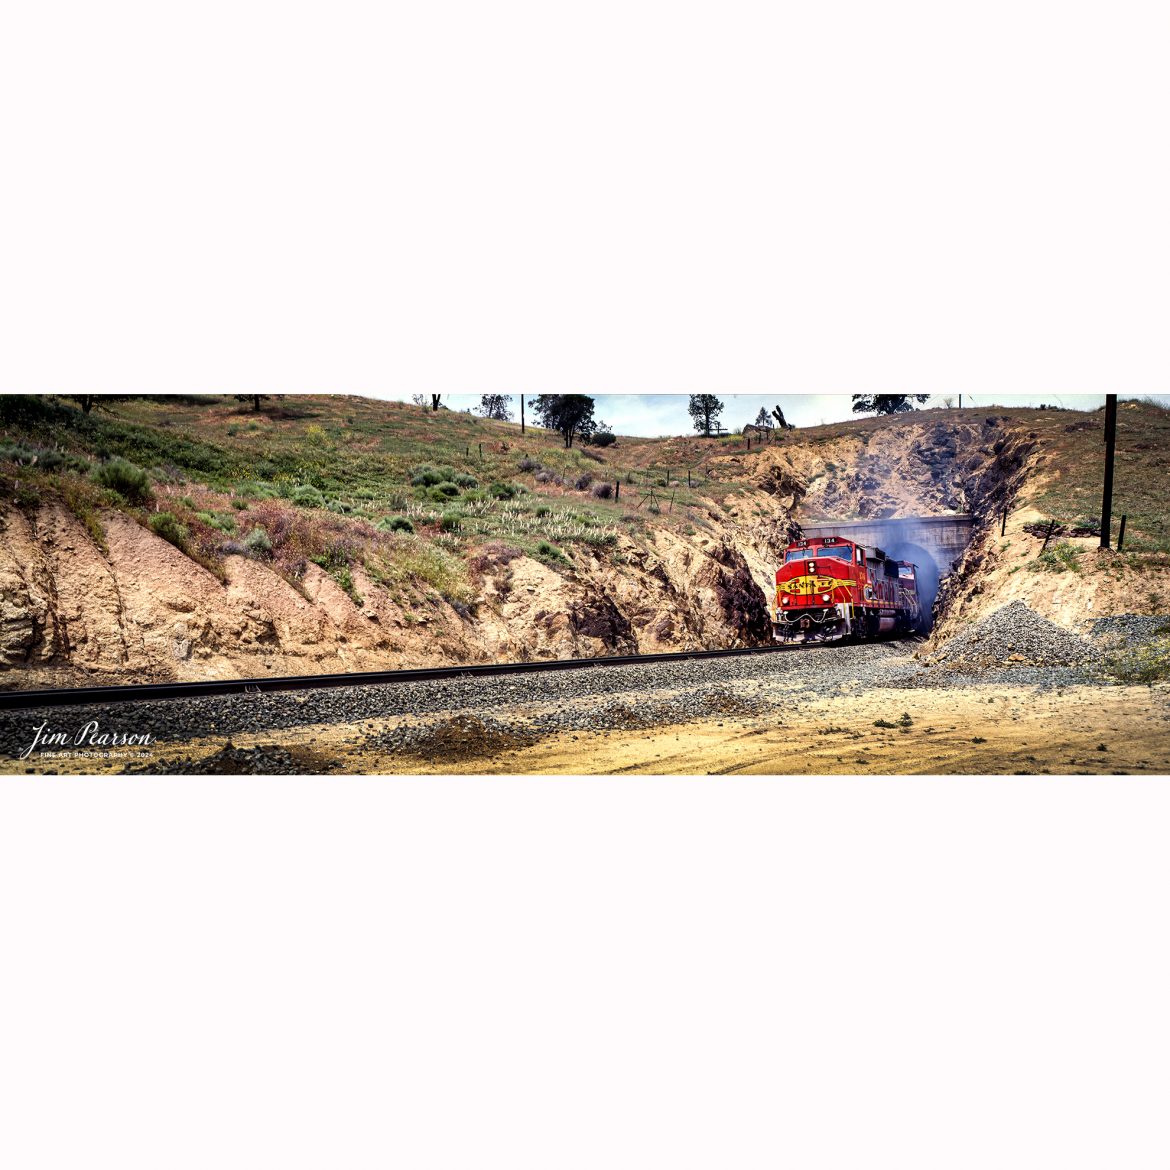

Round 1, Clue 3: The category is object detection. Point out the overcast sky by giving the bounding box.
[376,394,1169,437]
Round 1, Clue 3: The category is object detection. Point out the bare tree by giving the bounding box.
[771,404,795,430]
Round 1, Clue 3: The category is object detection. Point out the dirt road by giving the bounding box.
[10,681,1166,775]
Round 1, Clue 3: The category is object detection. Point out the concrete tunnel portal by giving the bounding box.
[797,515,975,624]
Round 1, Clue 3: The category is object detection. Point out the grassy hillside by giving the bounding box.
[0,394,736,609]
[1,393,1166,635]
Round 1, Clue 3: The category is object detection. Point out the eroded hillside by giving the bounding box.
[1,394,1166,687]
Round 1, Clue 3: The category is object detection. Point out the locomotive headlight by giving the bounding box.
[782,596,789,606]
[822,593,831,601]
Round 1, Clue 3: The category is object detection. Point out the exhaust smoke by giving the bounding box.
[860,520,942,630]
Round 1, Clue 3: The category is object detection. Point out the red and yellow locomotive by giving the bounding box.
[773,535,925,643]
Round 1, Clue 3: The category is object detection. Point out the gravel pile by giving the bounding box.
[1085,614,1170,649]
[924,601,1102,674]
[125,742,308,775]
[376,714,541,762]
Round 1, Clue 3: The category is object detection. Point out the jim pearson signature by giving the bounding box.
[19,720,155,760]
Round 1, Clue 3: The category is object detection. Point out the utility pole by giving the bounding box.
[1100,393,1118,549]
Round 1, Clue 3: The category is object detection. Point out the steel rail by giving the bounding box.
[0,641,872,711]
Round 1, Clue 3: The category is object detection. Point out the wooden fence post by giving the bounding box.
[1117,514,1127,551]
[1001,508,1007,536]
[1041,519,1057,552]
[614,480,620,502]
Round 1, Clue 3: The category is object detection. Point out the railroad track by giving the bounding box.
[0,638,914,711]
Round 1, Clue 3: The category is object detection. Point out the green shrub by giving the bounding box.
[0,442,37,465]
[195,510,238,533]
[378,515,414,534]
[93,458,152,504]
[535,540,570,566]
[1103,640,1170,684]
[149,511,188,549]
[330,565,362,605]
[13,480,39,508]
[291,484,325,508]
[243,526,273,557]
[439,512,461,532]
[453,472,478,489]
[592,432,616,447]
[489,482,517,500]
[410,464,459,487]
[1031,541,1083,574]
[233,481,278,501]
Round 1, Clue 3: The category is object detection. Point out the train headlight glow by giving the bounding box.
[782,597,789,605]
[822,593,831,601]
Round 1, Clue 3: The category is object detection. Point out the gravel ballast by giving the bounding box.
[2,605,1162,773]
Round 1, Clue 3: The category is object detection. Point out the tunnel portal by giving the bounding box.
[798,515,975,623]
[799,515,974,578]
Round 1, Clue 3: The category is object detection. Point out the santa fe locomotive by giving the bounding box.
[773,534,926,644]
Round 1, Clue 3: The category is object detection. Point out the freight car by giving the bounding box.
[773,535,926,643]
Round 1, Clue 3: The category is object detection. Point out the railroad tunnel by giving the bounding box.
[798,515,975,622]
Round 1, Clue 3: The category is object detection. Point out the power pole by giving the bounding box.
[1100,393,1118,549]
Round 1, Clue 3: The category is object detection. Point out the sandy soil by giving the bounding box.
[11,682,1167,776]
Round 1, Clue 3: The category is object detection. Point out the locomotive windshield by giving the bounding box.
[784,546,852,563]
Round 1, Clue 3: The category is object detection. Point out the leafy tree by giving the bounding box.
[851,395,931,415]
[531,395,596,448]
[477,394,513,421]
[591,418,616,447]
[69,395,132,414]
[754,407,774,429]
[688,394,724,436]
